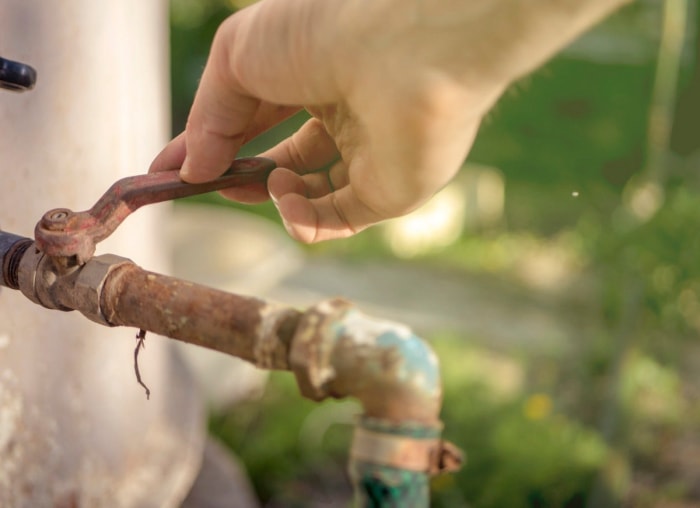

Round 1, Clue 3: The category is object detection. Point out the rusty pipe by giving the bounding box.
[2,234,298,371]
[289,300,462,505]
[290,299,442,424]
[2,230,461,506]
[3,234,444,421]
[101,263,299,370]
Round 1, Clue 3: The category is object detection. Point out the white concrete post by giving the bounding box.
[0,2,205,507]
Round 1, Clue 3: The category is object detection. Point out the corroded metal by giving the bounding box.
[0,231,32,288]
[59,254,134,324]
[289,298,355,400]
[289,299,462,506]
[3,227,463,507]
[290,300,443,424]
[9,243,298,370]
[17,244,75,311]
[15,242,131,321]
[34,157,275,266]
[350,418,463,475]
[101,263,299,370]
[351,424,441,473]
[348,417,463,506]
[350,418,441,506]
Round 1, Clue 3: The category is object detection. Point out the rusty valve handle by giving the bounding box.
[34,157,276,266]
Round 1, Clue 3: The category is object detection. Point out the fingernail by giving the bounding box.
[271,195,293,236]
[281,217,294,236]
[270,196,285,222]
[179,160,193,181]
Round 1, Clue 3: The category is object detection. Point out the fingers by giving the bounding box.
[208,105,312,203]
[268,155,384,243]
[149,106,321,205]
[269,174,383,243]
[149,132,187,173]
[267,80,491,243]
[149,126,270,202]
[260,117,339,174]
[222,115,340,207]
[244,103,301,143]
[262,116,367,242]
[178,1,339,184]
[267,162,347,201]
[150,104,301,175]
[180,81,259,183]
[177,9,266,183]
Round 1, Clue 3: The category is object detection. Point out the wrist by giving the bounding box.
[452,0,636,85]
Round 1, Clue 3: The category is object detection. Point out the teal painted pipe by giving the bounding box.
[350,418,443,507]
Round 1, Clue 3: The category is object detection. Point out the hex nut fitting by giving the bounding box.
[17,244,47,307]
[69,254,133,325]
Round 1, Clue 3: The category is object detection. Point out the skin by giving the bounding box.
[151,0,633,243]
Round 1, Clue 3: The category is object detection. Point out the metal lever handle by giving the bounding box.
[35,157,276,265]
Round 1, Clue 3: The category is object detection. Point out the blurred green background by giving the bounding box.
[170,0,700,506]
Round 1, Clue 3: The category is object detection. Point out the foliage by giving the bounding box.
[431,339,608,508]
[210,342,610,508]
[210,372,356,505]
[170,0,700,505]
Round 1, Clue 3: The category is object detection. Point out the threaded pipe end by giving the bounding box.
[2,239,33,289]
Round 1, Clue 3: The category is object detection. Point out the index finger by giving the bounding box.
[179,55,260,182]
[180,0,341,183]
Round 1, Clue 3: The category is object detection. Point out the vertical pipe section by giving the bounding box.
[349,419,443,506]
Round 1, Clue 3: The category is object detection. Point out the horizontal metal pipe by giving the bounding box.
[101,263,300,370]
[7,241,298,372]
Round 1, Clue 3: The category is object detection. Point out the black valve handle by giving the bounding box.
[0,56,37,92]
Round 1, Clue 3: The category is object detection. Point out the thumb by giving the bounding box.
[271,185,384,243]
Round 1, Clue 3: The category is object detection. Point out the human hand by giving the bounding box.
[151,0,630,243]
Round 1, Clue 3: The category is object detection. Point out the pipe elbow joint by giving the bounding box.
[290,298,442,425]
[290,298,463,501]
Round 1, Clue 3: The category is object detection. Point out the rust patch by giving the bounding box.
[34,157,275,266]
[102,264,298,370]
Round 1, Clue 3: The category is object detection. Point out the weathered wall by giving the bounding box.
[0,2,204,506]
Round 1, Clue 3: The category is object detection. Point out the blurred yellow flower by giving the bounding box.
[524,393,553,421]
[431,473,455,492]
